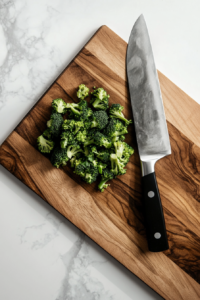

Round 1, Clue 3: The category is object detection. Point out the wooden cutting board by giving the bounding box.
[1,26,200,299]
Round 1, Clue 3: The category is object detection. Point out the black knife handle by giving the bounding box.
[142,172,168,252]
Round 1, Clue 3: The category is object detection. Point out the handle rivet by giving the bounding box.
[148,191,155,198]
[154,232,161,239]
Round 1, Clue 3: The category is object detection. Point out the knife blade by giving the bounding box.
[127,15,171,252]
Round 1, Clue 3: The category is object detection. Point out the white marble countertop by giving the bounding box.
[0,1,199,299]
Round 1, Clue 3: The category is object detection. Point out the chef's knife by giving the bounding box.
[127,15,171,252]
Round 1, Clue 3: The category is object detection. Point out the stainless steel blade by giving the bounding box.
[127,15,171,168]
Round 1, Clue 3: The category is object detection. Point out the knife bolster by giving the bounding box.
[141,159,156,176]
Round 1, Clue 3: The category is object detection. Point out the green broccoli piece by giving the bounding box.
[74,159,91,177]
[93,132,112,148]
[62,119,76,131]
[97,161,107,174]
[96,149,110,163]
[37,135,54,153]
[74,120,84,134]
[109,104,132,125]
[91,111,108,130]
[98,168,114,192]
[70,156,76,168]
[86,108,93,118]
[77,84,89,100]
[76,129,88,143]
[42,128,52,140]
[60,131,76,148]
[103,118,128,138]
[67,144,82,159]
[90,88,110,110]
[110,153,126,176]
[111,135,125,143]
[52,98,67,114]
[83,128,98,147]
[47,113,64,139]
[66,100,88,120]
[50,146,69,168]
[114,141,134,164]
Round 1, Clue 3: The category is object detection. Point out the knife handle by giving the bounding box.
[142,172,169,252]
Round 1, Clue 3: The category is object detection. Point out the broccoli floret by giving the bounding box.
[83,128,97,147]
[50,146,69,168]
[60,131,76,148]
[76,129,88,143]
[83,162,99,184]
[66,100,88,120]
[67,144,82,159]
[98,168,114,192]
[109,104,132,125]
[77,84,89,100]
[96,148,110,163]
[37,135,54,153]
[111,135,125,142]
[70,156,76,168]
[97,161,107,174]
[93,132,112,148]
[83,171,98,184]
[74,159,90,177]
[74,120,84,134]
[110,153,126,176]
[52,98,67,114]
[47,113,64,139]
[62,119,76,131]
[43,128,52,140]
[91,111,108,130]
[90,88,110,110]
[86,108,93,118]
[103,118,128,138]
[114,142,134,164]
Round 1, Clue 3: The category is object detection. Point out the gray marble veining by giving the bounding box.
[127,15,171,160]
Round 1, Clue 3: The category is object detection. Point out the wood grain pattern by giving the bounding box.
[0,25,200,299]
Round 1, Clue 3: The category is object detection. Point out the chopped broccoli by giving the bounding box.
[91,111,108,130]
[37,83,134,192]
[96,149,110,163]
[97,161,107,174]
[47,112,64,139]
[37,135,54,153]
[110,153,126,176]
[50,146,69,168]
[98,168,114,192]
[74,120,84,134]
[90,88,110,110]
[114,142,134,164]
[76,129,88,143]
[93,132,112,148]
[103,118,128,138]
[77,84,89,100]
[111,135,125,142]
[70,156,76,168]
[67,144,82,159]
[43,128,52,140]
[66,100,88,120]
[62,119,76,131]
[52,98,67,114]
[60,131,76,148]
[83,128,97,147]
[109,104,132,125]
[74,159,90,177]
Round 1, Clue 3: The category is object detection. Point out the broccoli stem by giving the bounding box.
[47,119,52,127]
[112,128,128,137]
[98,178,109,191]
[91,120,98,128]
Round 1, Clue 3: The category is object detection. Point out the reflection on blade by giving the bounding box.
[127,15,171,159]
